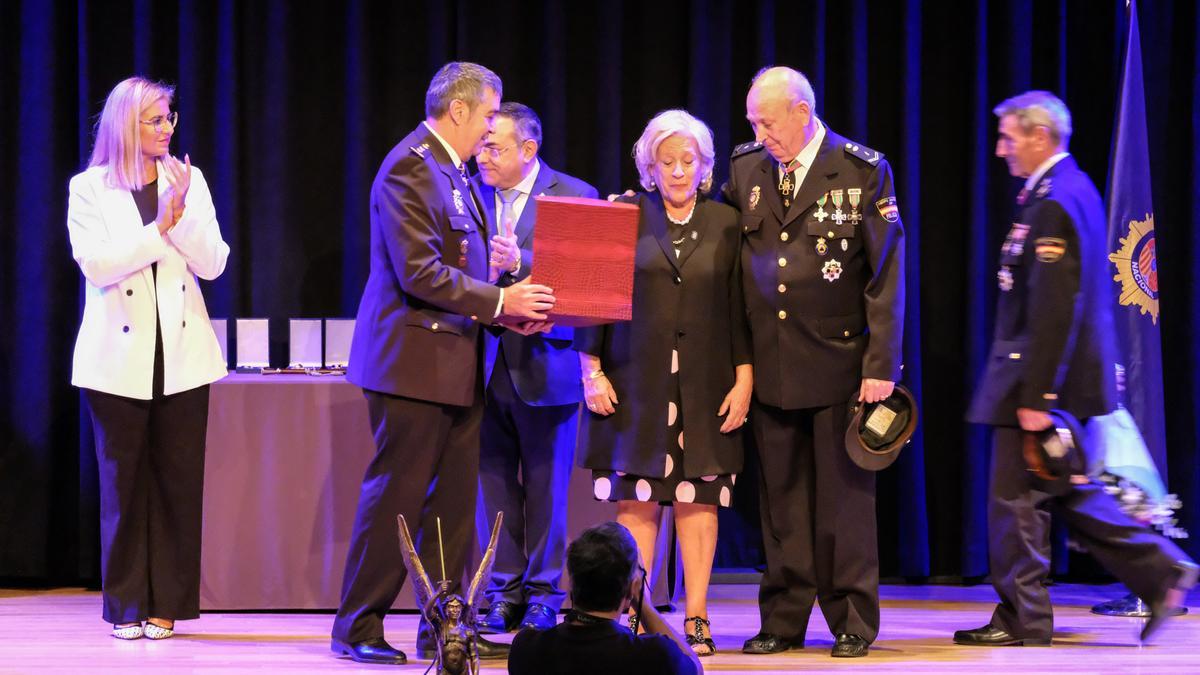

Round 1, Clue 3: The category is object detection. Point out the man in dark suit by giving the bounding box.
[721,66,905,659]
[956,90,1196,647]
[471,103,599,633]
[331,62,556,666]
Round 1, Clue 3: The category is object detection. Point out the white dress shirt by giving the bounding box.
[778,117,827,198]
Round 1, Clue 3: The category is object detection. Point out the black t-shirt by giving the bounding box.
[507,621,697,675]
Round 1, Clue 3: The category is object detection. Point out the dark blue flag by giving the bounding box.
[1105,0,1167,475]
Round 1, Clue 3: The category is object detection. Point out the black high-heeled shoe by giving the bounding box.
[684,616,717,656]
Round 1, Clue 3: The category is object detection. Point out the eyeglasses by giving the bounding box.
[140,111,179,133]
[478,144,516,160]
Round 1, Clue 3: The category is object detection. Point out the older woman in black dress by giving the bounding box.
[576,109,752,656]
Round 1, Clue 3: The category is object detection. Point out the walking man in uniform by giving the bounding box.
[956,90,1196,647]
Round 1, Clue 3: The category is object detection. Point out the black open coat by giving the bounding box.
[575,192,751,479]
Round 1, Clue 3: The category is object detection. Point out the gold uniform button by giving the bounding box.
[1008,352,1021,360]
[777,284,786,293]
[470,315,478,321]
[843,330,850,337]
[827,230,835,238]
[780,232,789,241]
[778,257,787,267]
[778,310,787,320]
[431,322,440,331]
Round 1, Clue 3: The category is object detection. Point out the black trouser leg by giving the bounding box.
[145,384,210,620]
[752,402,817,642]
[86,389,153,625]
[812,402,879,642]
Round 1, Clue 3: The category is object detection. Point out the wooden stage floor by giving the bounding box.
[1,582,1196,673]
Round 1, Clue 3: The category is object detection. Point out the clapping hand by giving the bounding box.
[162,154,192,217]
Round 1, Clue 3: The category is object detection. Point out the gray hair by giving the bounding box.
[751,65,816,110]
[993,90,1072,147]
[497,101,542,147]
[424,62,503,119]
[632,109,716,193]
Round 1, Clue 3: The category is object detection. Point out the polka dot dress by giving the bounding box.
[593,346,736,507]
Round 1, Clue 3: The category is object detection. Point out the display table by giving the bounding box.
[200,373,674,610]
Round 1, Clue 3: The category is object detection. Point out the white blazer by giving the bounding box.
[68,162,230,400]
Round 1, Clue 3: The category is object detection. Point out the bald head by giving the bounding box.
[746,66,817,164]
[749,66,816,111]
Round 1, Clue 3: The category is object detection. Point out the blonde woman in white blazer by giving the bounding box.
[69,77,229,641]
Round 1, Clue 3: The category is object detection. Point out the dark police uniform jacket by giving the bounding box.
[967,155,1117,426]
[474,162,598,407]
[721,126,905,410]
[347,123,502,407]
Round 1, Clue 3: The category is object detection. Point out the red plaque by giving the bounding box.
[530,196,640,327]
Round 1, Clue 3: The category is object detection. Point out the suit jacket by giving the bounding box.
[68,163,229,399]
[721,126,905,409]
[347,123,503,406]
[967,155,1117,425]
[575,193,751,478]
[474,162,598,407]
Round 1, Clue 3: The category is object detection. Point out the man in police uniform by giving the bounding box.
[956,90,1196,647]
[722,66,904,658]
[472,102,599,633]
[331,63,556,666]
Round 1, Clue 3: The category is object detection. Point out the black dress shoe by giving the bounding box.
[831,633,868,658]
[331,637,407,665]
[742,632,800,654]
[479,600,523,634]
[1142,559,1199,643]
[953,623,1050,646]
[416,632,511,660]
[520,603,558,631]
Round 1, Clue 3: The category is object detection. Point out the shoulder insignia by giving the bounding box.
[731,141,763,159]
[410,142,430,158]
[1035,178,1053,199]
[843,141,883,166]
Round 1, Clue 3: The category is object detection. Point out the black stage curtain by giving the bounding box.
[2,0,1197,585]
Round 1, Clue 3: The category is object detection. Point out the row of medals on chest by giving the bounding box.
[753,184,861,257]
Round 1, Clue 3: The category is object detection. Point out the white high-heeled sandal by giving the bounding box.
[112,623,144,640]
[144,622,174,640]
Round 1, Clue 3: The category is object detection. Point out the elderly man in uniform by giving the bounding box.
[472,102,599,634]
[955,90,1196,647]
[721,66,905,658]
[331,62,556,666]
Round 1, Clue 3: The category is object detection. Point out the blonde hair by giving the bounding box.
[632,109,716,194]
[89,77,175,191]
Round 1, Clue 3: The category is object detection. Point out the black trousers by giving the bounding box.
[332,389,483,644]
[752,399,879,643]
[987,426,1190,639]
[85,384,211,624]
[478,353,579,611]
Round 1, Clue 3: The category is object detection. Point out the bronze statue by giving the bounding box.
[397,512,503,675]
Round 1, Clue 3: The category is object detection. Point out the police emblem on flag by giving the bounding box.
[1108,214,1159,323]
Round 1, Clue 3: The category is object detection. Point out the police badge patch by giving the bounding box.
[875,196,899,223]
[452,189,465,215]
[749,185,761,212]
[1034,237,1066,263]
